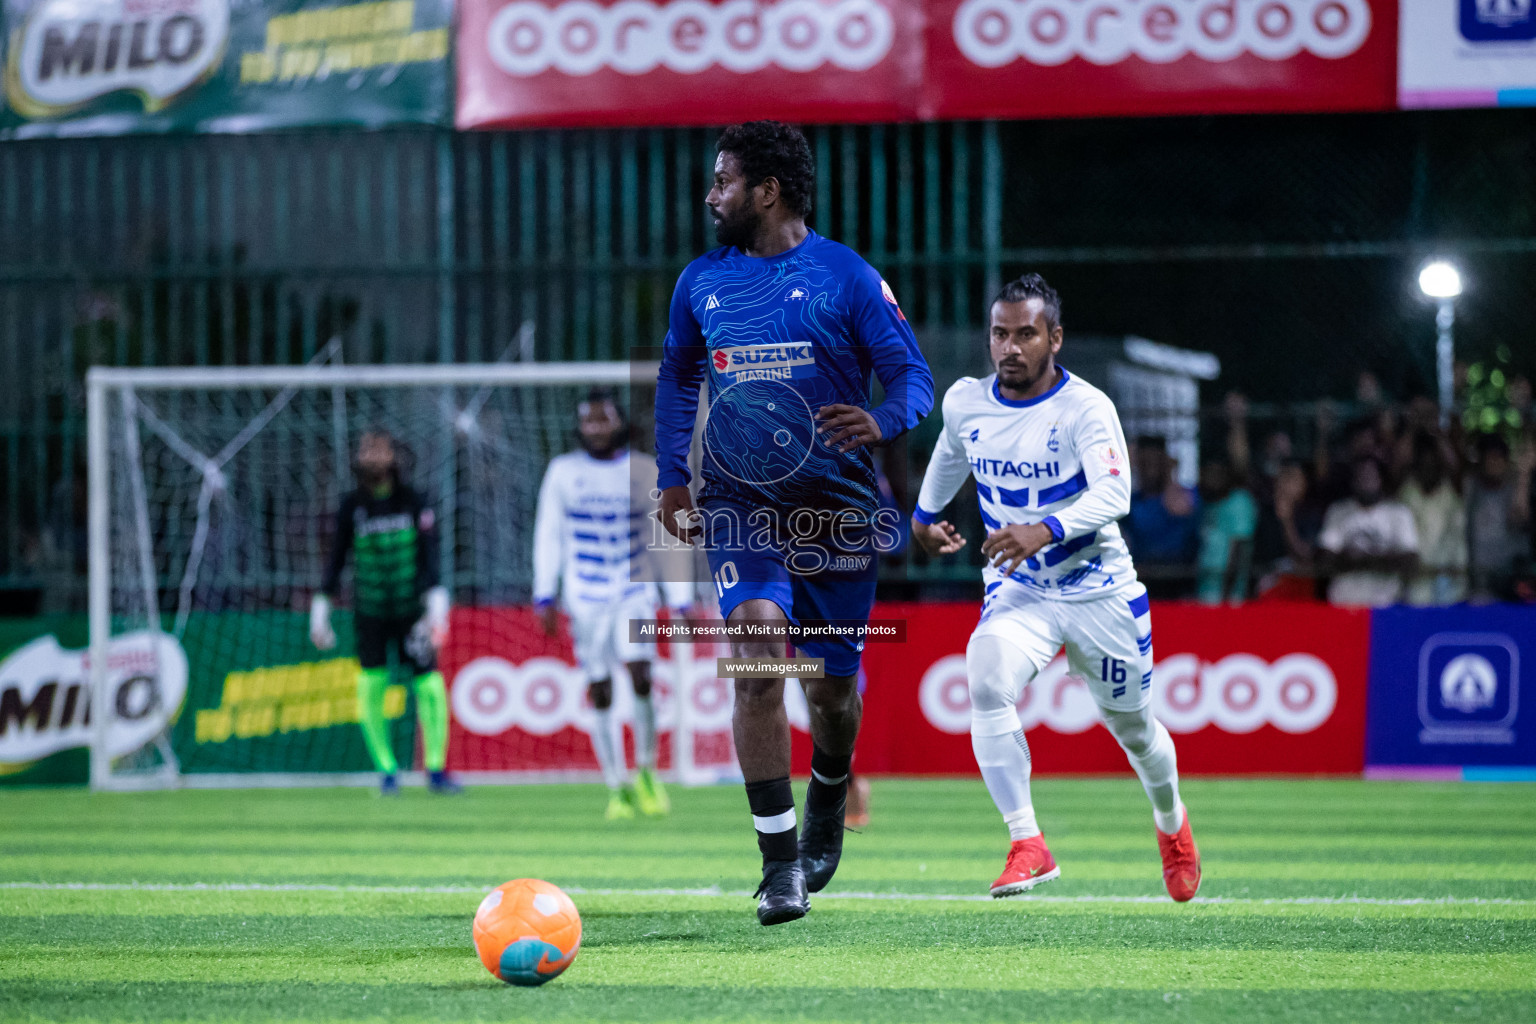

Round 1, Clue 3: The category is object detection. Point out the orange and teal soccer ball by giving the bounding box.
[473,879,582,986]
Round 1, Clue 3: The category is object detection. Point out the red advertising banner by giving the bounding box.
[441,605,747,782]
[456,0,926,129]
[442,600,1370,779]
[923,0,1397,120]
[455,0,1396,128]
[845,599,1371,775]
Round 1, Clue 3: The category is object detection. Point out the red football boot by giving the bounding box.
[989,835,1061,897]
[1157,811,1202,902]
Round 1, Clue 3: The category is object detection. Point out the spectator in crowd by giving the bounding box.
[1196,458,1257,604]
[1509,375,1533,430]
[1256,430,1295,498]
[1123,436,1200,586]
[1316,456,1419,607]
[1356,371,1385,409]
[1218,390,1288,503]
[1466,433,1534,602]
[1399,432,1467,606]
[1253,459,1323,599]
[1315,415,1382,509]
[1393,397,1443,482]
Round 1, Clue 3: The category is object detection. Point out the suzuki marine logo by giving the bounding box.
[711,343,816,377]
[5,0,229,117]
[486,0,896,77]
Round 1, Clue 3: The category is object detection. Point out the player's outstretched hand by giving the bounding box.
[657,485,702,545]
[537,602,560,638]
[911,517,967,556]
[309,594,336,651]
[982,523,1055,577]
[424,586,450,649]
[815,404,883,453]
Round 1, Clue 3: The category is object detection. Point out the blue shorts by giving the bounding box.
[700,499,878,677]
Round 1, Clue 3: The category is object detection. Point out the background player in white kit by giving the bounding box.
[534,390,693,820]
[911,274,1202,902]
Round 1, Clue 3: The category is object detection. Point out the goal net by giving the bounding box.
[86,362,737,791]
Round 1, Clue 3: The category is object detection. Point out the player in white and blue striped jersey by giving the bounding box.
[912,274,1202,902]
[533,390,692,821]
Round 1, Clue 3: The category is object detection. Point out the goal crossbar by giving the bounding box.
[86,361,654,391]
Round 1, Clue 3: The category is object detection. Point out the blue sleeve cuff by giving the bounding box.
[1041,516,1065,541]
[869,405,902,446]
[656,468,690,490]
[912,506,943,525]
[533,597,554,610]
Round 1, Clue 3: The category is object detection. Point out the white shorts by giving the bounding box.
[569,590,658,684]
[971,581,1153,713]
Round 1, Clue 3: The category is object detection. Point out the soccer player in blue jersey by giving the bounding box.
[654,121,934,925]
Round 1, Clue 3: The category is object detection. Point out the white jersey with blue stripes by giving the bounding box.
[915,369,1138,601]
[532,450,690,615]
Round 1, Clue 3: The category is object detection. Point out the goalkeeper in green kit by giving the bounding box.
[310,430,460,796]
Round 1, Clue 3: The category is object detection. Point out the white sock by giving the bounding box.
[589,706,626,791]
[967,633,1042,841]
[1103,708,1185,834]
[972,707,1040,840]
[1003,804,1040,842]
[633,694,657,771]
[1153,800,1186,836]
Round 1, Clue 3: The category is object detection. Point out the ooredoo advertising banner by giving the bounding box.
[849,600,1371,774]
[455,0,1399,127]
[924,0,1397,120]
[442,600,1372,778]
[443,605,744,783]
[456,0,926,128]
[0,0,452,137]
[1399,0,1536,108]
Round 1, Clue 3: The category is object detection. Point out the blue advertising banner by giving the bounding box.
[1367,605,1536,775]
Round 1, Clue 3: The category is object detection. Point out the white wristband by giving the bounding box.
[425,586,449,626]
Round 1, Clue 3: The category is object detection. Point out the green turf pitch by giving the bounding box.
[3,779,1535,1023]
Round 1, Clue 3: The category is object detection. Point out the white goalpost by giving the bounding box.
[85,361,735,792]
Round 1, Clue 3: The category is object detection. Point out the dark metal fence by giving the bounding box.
[3,109,1534,604]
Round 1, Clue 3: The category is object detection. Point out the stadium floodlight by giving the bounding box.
[1417,261,1462,299]
[1417,260,1462,428]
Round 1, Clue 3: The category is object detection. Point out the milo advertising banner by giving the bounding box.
[0,611,406,786]
[0,617,189,784]
[0,0,451,137]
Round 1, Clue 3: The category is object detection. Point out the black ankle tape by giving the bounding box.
[746,776,798,863]
[809,746,851,786]
[745,776,794,818]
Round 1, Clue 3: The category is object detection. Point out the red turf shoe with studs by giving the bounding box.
[1157,811,1202,902]
[990,835,1061,897]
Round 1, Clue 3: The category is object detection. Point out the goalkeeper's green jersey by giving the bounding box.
[320,483,440,619]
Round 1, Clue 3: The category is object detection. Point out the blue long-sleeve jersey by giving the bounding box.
[655,230,933,519]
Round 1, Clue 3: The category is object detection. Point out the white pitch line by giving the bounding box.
[1,881,1532,907]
